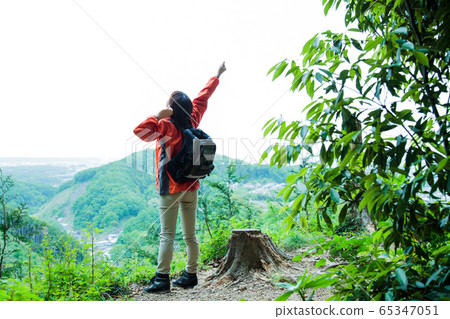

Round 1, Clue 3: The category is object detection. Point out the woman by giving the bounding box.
[133,62,226,293]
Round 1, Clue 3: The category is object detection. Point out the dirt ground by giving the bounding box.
[125,249,335,301]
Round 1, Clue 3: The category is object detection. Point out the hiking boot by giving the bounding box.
[172,270,198,289]
[144,272,170,294]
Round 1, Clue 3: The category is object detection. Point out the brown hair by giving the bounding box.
[169,91,193,131]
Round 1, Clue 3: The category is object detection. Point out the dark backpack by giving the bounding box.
[166,128,216,183]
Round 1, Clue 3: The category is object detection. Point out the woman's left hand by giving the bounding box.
[217,61,226,78]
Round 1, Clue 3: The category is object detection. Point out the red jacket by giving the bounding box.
[133,76,220,195]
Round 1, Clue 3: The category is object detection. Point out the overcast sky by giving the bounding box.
[0,0,345,162]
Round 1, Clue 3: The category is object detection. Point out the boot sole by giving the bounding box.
[144,289,171,294]
[172,283,197,289]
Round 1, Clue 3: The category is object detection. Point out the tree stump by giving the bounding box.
[211,229,291,282]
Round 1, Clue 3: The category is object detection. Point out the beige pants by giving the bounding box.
[157,190,199,275]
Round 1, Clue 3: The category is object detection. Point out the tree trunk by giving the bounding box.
[0,249,4,279]
[348,204,376,233]
[211,229,291,281]
[0,239,7,279]
[346,118,377,233]
[91,235,95,285]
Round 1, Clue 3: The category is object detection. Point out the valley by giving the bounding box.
[1,154,289,258]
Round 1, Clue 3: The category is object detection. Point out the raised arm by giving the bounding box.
[190,62,226,128]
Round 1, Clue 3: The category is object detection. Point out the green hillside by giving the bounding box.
[32,152,291,260]
[37,153,292,228]
[37,181,90,227]
[37,157,156,232]
[9,181,57,214]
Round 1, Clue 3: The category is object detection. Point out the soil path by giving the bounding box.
[126,249,334,301]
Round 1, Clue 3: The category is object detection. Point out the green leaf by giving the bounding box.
[315,72,324,83]
[324,0,334,15]
[306,80,315,98]
[298,167,308,177]
[282,185,295,201]
[414,51,429,67]
[401,41,414,50]
[267,63,278,75]
[395,268,408,291]
[391,27,408,34]
[436,156,450,172]
[263,120,276,136]
[385,290,394,301]
[393,0,404,10]
[274,291,294,301]
[415,281,425,289]
[351,38,363,50]
[339,204,348,224]
[339,148,356,169]
[304,275,338,289]
[364,37,382,51]
[401,89,416,102]
[315,258,326,267]
[375,81,381,100]
[319,68,333,77]
[330,188,340,203]
[300,125,308,139]
[334,90,343,108]
[302,34,318,55]
[272,61,288,81]
[292,194,304,214]
[395,47,402,64]
[286,173,298,184]
[359,187,380,211]
[322,211,333,226]
[276,282,296,291]
[259,149,269,165]
[426,268,444,286]
[312,36,321,49]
